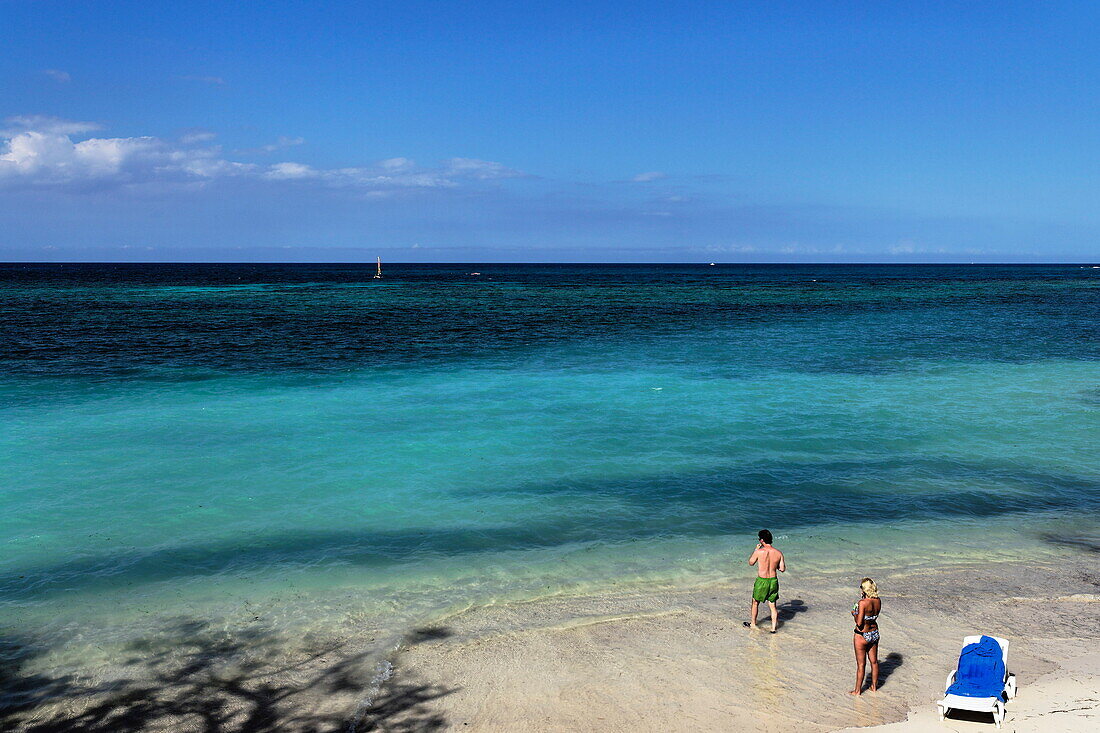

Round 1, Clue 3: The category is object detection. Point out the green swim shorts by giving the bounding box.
[752,577,779,603]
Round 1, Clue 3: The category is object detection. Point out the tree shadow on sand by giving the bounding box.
[0,635,82,723]
[0,620,456,732]
[402,627,453,646]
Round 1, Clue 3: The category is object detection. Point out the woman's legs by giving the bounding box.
[868,640,880,691]
[850,634,866,694]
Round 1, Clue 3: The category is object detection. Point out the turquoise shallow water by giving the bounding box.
[2,264,1099,676]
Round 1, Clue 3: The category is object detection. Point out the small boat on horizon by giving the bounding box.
[374,256,382,279]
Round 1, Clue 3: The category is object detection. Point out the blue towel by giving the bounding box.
[947,636,1006,699]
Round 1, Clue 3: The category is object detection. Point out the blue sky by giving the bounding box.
[2,1,1099,262]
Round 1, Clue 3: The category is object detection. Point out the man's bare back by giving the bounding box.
[750,545,784,578]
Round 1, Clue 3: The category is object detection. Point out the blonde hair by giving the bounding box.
[860,578,879,598]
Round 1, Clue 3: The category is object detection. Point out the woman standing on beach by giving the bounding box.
[850,577,881,695]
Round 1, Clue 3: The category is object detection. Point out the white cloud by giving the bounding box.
[239,135,305,155]
[0,124,255,188]
[263,135,304,152]
[263,157,523,189]
[632,171,666,182]
[42,69,71,83]
[444,157,524,180]
[705,244,758,253]
[379,157,414,171]
[0,116,524,193]
[264,162,451,188]
[2,116,102,136]
[265,162,317,180]
[180,129,217,144]
[888,240,951,256]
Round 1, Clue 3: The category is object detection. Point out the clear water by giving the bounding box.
[2,263,1099,673]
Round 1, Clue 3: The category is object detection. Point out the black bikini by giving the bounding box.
[853,605,880,643]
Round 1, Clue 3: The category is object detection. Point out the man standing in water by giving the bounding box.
[744,529,785,633]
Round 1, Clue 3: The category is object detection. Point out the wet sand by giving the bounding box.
[4,553,1097,731]
[381,556,1099,731]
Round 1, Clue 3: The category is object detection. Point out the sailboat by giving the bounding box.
[374,256,382,279]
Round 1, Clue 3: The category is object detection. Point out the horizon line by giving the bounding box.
[2,261,1098,267]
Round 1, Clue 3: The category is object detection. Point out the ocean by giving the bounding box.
[2,263,1098,721]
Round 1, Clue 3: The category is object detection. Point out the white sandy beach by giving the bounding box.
[379,558,1099,731]
[841,648,1099,732]
[5,554,1097,731]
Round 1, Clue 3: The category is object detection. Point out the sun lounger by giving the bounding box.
[937,635,1016,728]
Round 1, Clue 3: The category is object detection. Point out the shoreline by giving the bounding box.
[3,550,1098,730]
[371,555,1099,731]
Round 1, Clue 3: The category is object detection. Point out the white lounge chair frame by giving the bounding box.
[937,635,1017,729]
